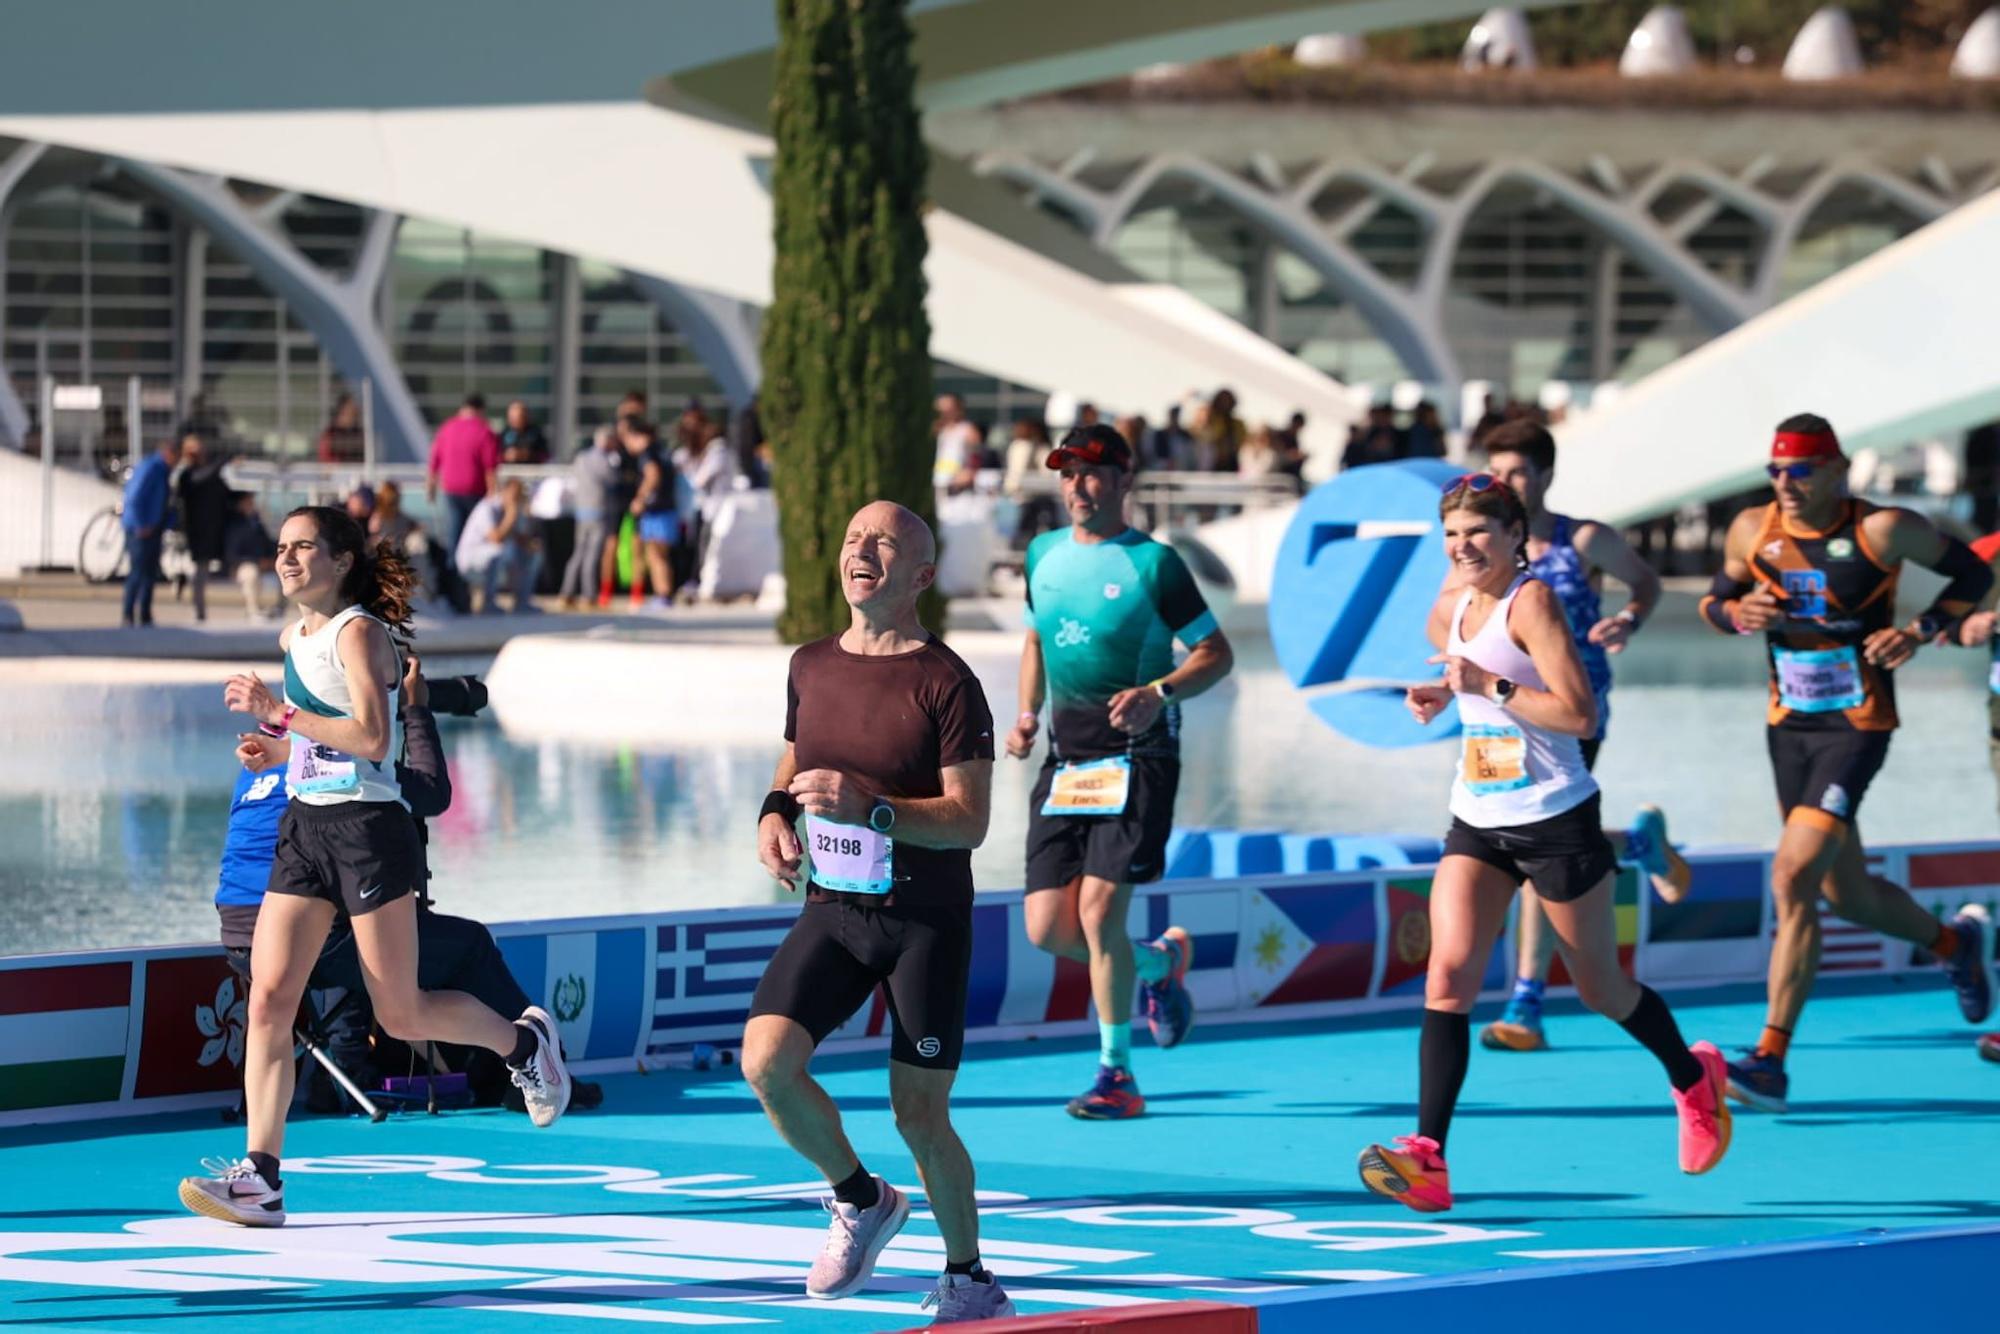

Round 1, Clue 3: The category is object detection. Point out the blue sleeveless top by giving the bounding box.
[1529,514,1611,738]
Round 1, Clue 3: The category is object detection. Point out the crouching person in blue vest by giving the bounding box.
[212,657,603,1113]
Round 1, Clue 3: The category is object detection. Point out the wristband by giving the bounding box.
[259,704,297,738]
[759,789,801,826]
[1614,608,1640,629]
[1017,711,1039,724]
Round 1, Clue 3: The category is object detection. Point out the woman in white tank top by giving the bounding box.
[1356,474,1731,1215]
[180,505,568,1229]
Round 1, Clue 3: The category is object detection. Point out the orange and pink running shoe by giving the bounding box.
[1674,1040,1733,1175]
[1357,1134,1452,1213]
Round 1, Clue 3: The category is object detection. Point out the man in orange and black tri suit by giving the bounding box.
[1700,413,1996,1110]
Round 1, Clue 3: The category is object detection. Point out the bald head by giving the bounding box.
[840,500,936,617]
[848,501,936,565]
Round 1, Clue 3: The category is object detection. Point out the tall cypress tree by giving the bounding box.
[765,0,940,643]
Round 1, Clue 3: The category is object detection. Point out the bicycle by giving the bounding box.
[78,502,195,587]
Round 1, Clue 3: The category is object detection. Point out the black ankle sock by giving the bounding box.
[247,1151,281,1190]
[1418,1009,1472,1153]
[831,1165,879,1210]
[1618,985,1704,1092]
[945,1255,985,1278]
[506,1022,539,1067]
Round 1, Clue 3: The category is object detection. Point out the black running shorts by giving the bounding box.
[1443,792,1616,903]
[1767,726,1892,827]
[265,800,422,918]
[748,896,973,1070]
[1025,753,1180,889]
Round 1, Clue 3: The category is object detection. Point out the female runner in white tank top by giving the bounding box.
[179,505,568,1229]
[1356,475,1732,1215]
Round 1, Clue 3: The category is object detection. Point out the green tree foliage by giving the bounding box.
[765,0,941,643]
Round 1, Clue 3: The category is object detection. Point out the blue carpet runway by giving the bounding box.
[3,975,1995,1330]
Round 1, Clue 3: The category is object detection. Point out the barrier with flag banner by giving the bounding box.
[4,839,1997,1127]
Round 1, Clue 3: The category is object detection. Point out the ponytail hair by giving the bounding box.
[285,505,418,642]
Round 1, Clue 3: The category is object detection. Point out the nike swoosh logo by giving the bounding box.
[358,884,383,900]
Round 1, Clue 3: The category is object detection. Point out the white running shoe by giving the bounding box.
[179,1157,285,1227]
[510,1005,572,1127]
[921,1271,1017,1324]
[806,1177,910,1300]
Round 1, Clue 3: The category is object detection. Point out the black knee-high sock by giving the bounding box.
[1617,985,1704,1091]
[1418,1009,1472,1152]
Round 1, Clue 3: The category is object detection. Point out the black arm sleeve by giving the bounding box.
[1921,537,1994,632]
[1698,570,1754,635]
[395,704,453,820]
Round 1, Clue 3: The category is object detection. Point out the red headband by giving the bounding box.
[1772,429,1841,460]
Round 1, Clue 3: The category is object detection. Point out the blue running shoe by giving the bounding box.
[1479,998,1547,1052]
[1066,1065,1145,1120]
[1724,1049,1789,1113]
[1942,904,1995,1025]
[1140,927,1195,1049]
[1623,805,1671,880]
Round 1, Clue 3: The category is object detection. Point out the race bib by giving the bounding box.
[287,737,360,796]
[805,816,894,895]
[1041,755,1132,817]
[1774,645,1865,714]
[1460,724,1531,797]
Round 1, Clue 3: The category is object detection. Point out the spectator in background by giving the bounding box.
[729,394,768,488]
[1198,388,1244,472]
[1342,403,1406,470]
[1115,414,1149,472]
[344,483,376,529]
[1239,423,1280,477]
[1274,411,1310,483]
[120,435,181,627]
[1470,392,1507,448]
[1147,404,1194,471]
[176,433,232,623]
[560,425,632,610]
[1075,402,1102,429]
[456,476,543,614]
[673,413,739,583]
[1406,401,1447,459]
[934,392,980,489]
[316,394,365,464]
[623,416,679,608]
[370,479,422,553]
[223,492,281,619]
[426,393,501,559]
[500,400,549,465]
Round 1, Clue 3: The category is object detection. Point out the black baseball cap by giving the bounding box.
[1045,423,1133,472]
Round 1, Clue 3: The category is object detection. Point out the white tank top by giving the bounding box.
[282,604,406,808]
[1446,575,1596,828]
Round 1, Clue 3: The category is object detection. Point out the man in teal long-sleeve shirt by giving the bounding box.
[121,435,182,626]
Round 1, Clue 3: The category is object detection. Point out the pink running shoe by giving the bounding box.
[1357,1134,1452,1213]
[806,1177,910,1300]
[1674,1040,1733,1175]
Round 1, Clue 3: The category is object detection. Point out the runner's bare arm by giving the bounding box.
[224,618,397,762]
[1702,508,1779,633]
[1007,628,1045,759]
[791,760,993,852]
[758,743,804,887]
[1573,520,1663,652]
[1440,581,1596,738]
[1862,507,1993,665]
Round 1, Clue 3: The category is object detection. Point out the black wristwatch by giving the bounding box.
[1490,677,1517,705]
[868,799,896,834]
[1910,613,1944,643]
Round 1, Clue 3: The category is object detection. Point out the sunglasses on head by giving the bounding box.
[1765,461,1824,481]
[1442,472,1501,496]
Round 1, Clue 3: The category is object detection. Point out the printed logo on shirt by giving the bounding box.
[1826,537,1855,561]
[1103,582,1122,600]
[916,1036,942,1059]
[245,773,283,802]
[1763,541,1784,560]
[1054,617,1092,649]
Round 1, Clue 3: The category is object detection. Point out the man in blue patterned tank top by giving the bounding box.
[1475,421,1690,1053]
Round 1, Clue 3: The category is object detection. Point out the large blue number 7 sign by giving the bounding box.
[1268,458,1463,748]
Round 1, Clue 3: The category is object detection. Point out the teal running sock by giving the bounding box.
[1099,1020,1131,1070]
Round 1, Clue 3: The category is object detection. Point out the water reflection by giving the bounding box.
[1,629,1993,957]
